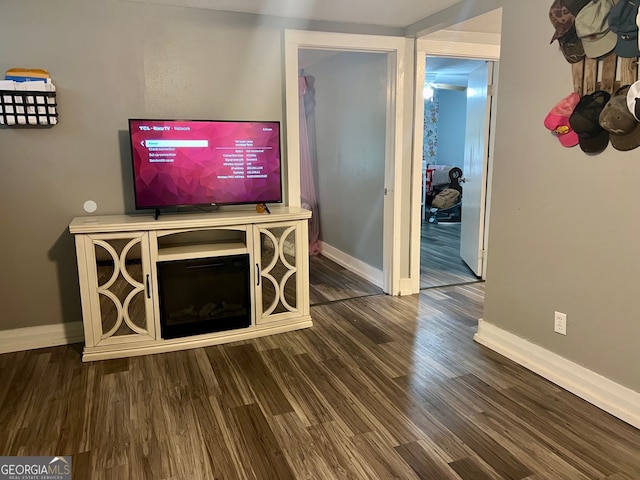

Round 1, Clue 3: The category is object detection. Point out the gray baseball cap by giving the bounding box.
[575,0,617,58]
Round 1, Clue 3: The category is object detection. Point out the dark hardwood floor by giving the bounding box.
[309,254,384,305]
[2,265,640,479]
[310,218,480,304]
[421,220,479,289]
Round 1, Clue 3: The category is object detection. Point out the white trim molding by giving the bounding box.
[409,35,501,295]
[398,278,415,296]
[419,39,500,59]
[421,31,501,47]
[475,319,640,430]
[0,321,84,355]
[284,29,405,296]
[319,241,384,289]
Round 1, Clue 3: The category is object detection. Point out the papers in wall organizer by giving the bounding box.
[0,79,58,126]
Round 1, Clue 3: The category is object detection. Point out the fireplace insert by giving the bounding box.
[157,254,251,339]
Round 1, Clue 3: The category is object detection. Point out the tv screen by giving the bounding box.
[128,119,283,210]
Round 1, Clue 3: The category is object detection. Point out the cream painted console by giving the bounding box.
[69,206,312,361]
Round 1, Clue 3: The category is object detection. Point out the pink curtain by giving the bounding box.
[299,76,321,256]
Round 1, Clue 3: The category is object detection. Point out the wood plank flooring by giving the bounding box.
[2,279,640,479]
[311,218,479,304]
[309,253,384,304]
[421,221,479,289]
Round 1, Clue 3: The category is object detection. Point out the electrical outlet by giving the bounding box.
[554,311,567,335]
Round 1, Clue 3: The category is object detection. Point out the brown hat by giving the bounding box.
[550,0,578,43]
[599,85,640,151]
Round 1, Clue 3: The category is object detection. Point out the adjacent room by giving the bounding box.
[421,55,486,288]
[297,49,388,303]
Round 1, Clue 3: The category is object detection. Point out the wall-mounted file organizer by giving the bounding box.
[0,89,58,127]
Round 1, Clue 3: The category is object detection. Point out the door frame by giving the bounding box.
[284,30,406,294]
[410,32,500,291]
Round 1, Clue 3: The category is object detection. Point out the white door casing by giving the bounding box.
[460,61,492,277]
[284,30,406,295]
[411,34,500,291]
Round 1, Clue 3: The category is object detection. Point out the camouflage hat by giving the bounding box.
[558,26,586,63]
[600,85,640,151]
[550,0,577,43]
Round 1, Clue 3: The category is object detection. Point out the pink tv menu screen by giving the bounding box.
[129,119,283,209]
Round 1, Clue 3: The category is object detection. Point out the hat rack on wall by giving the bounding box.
[571,52,638,96]
[546,0,640,153]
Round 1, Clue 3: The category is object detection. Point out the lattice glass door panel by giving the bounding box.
[87,232,155,345]
[254,223,301,323]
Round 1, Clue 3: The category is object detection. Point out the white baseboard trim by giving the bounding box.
[399,278,416,296]
[474,319,640,430]
[319,241,384,289]
[0,321,84,355]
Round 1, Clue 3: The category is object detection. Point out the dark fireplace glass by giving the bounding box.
[157,254,251,339]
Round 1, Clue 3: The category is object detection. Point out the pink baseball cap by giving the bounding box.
[544,92,580,147]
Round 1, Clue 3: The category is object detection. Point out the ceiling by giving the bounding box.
[426,58,487,87]
[296,9,502,79]
[127,0,464,28]
[129,0,502,80]
[443,7,502,34]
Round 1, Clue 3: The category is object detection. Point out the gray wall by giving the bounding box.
[485,0,640,392]
[0,0,399,331]
[435,89,467,169]
[305,52,387,270]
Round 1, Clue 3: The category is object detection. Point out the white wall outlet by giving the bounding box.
[554,311,567,335]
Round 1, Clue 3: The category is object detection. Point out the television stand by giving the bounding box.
[69,206,312,361]
[153,204,223,220]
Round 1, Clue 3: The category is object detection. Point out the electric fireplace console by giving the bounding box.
[69,207,312,361]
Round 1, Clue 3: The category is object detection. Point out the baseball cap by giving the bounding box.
[544,92,581,147]
[626,80,640,121]
[608,0,640,58]
[569,91,611,153]
[550,0,578,43]
[575,0,617,58]
[599,85,640,151]
[567,0,591,16]
[558,27,586,63]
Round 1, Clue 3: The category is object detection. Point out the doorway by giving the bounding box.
[299,49,390,304]
[284,30,406,296]
[410,27,501,292]
[420,56,486,289]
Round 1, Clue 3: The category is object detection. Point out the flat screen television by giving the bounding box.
[128,119,283,213]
